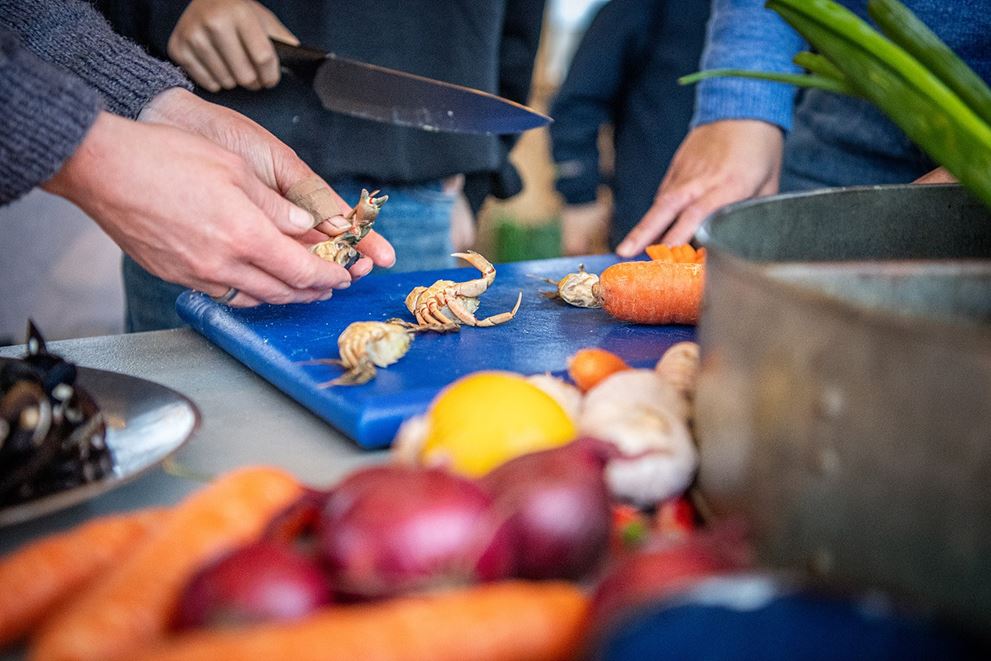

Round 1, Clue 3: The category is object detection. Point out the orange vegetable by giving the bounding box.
[0,508,165,647]
[33,467,303,661]
[597,261,704,325]
[645,243,706,264]
[567,348,630,392]
[141,581,587,661]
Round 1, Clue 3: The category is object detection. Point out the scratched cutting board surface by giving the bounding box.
[177,254,695,449]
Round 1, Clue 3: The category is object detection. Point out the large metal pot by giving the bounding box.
[695,184,991,631]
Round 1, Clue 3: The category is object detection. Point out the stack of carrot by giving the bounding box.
[597,244,706,325]
[0,467,589,661]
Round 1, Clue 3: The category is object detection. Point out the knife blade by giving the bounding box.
[272,39,551,135]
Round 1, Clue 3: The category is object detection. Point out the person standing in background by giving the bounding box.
[97,0,546,332]
[550,0,709,254]
[617,0,991,255]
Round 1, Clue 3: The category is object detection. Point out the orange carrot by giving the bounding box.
[140,581,588,661]
[32,467,303,661]
[645,243,706,264]
[0,509,166,647]
[597,261,704,325]
[567,348,630,392]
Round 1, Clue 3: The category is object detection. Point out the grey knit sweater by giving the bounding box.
[0,0,190,204]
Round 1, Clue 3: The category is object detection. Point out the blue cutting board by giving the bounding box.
[177,254,694,448]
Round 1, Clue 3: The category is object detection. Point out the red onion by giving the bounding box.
[317,465,514,599]
[480,438,614,580]
[263,488,330,546]
[586,523,751,638]
[175,540,332,629]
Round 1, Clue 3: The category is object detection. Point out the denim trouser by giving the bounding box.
[123,178,455,332]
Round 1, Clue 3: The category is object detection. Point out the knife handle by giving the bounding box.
[271,38,324,80]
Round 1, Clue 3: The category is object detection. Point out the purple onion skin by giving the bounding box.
[481,439,613,581]
[317,466,515,600]
[175,540,332,630]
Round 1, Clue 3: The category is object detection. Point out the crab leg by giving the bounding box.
[451,250,496,297]
[448,291,522,327]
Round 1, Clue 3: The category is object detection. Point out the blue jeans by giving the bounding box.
[123,178,456,332]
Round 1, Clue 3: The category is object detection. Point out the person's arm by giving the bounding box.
[692,0,806,131]
[0,0,191,119]
[617,0,805,255]
[463,0,546,211]
[0,29,102,205]
[550,0,644,255]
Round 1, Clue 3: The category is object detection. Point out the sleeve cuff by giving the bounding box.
[691,77,798,131]
[0,32,102,204]
[554,159,600,205]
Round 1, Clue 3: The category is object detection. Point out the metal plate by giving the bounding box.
[0,360,200,526]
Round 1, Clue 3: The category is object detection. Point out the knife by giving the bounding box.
[271,39,551,135]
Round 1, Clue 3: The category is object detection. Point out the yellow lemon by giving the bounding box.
[419,371,577,477]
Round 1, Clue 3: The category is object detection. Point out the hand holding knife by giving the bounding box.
[270,38,551,135]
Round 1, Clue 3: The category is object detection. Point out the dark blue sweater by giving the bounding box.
[549,0,710,247]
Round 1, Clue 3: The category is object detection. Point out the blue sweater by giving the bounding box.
[694,0,991,189]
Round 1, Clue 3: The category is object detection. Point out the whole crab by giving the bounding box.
[312,319,425,386]
[309,188,389,269]
[405,250,522,329]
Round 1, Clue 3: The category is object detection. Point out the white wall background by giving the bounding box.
[0,190,124,345]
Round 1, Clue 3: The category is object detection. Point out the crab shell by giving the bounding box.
[311,239,360,268]
[557,270,601,308]
[339,321,413,370]
[404,282,481,321]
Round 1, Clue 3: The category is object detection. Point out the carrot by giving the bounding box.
[597,261,704,325]
[140,581,588,661]
[0,509,166,647]
[567,348,630,392]
[645,243,706,264]
[32,467,303,661]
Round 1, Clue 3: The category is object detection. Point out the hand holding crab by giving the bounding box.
[308,188,388,269]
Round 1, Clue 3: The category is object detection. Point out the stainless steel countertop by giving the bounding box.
[0,328,387,555]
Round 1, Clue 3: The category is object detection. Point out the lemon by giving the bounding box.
[419,371,577,477]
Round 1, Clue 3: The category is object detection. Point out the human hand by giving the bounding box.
[616,120,783,256]
[443,175,477,252]
[44,112,352,307]
[167,0,298,92]
[914,166,957,185]
[560,200,610,256]
[139,88,396,276]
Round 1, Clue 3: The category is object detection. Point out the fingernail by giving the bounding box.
[318,290,334,301]
[289,205,314,231]
[327,214,352,230]
[616,243,632,257]
[335,279,351,289]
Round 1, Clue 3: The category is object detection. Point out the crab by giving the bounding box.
[310,319,429,387]
[310,189,389,269]
[533,263,601,308]
[405,250,522,329]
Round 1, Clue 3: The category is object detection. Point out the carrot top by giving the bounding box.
[645,244,706,264]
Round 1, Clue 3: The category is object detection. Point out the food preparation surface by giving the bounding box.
[177,255,695,449]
